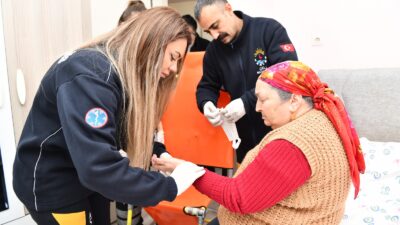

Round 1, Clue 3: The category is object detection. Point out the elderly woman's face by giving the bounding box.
[255,80,292,129]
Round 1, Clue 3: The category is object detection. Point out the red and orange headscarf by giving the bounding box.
[259,61,365,198]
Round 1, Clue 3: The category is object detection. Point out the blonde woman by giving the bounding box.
[13,7,204,225]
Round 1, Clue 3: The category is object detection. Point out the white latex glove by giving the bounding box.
[159,153,173,176]
[119,149,128,158]
[154,122,165,144]
[154,130,164,144]
[170,162,205,196]
[160,152,172,159]
[221,98,246,123]
[203,101,223,126]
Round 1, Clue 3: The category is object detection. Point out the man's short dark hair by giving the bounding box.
[194,0,227,20]
[182,14,197,31]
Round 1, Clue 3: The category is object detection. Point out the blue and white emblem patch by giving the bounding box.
[85,108,108,128]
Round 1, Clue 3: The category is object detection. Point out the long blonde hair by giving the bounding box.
[81,7,191,169]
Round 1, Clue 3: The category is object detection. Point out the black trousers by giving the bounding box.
[27,193,110,225]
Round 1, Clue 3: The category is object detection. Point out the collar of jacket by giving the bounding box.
[229,11,250,49]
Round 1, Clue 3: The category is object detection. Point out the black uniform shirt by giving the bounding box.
[13,49,177,212]
[196,11,298,162]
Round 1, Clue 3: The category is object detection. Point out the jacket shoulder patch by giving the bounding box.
[280,44,295,52]
[85,108,108,128]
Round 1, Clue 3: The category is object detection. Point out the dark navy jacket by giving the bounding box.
[196,12,298,162]
[13,49,177,212]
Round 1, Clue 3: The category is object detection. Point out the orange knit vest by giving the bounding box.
[218,109,351,225]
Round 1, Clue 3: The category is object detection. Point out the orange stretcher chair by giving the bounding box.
[145,52,235,225]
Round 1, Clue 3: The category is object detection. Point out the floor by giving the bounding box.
[112,200,219,225]
[112,168,230,225]
[204,200,219,224]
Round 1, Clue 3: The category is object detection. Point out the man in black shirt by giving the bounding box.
[194,0,298,162]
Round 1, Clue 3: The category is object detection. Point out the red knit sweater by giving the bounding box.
[193,139,311,214]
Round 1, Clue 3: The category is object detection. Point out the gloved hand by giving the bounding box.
[170,162,205,195]
[160,152,172,176]
[152,154,184,174]
[154,130,164,144]
[221,98,246,123]
[160,152,172,159]
[203,101,223,126]
[154,122,165,144]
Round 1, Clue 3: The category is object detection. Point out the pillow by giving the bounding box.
[341,138,400,225]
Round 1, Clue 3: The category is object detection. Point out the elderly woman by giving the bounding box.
[152,61,365,225]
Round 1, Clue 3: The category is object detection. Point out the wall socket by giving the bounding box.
[312,36,322,46]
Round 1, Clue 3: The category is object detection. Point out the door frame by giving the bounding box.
[0,3,27,224]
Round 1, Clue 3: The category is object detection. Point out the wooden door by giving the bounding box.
[1,0,92,143]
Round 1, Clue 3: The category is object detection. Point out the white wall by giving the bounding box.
[90,0,128,38]
[169,0,212,40]
[90,0,156,38]
[169,1,195,16]
[153,0,168,7]
[229,0,400,71]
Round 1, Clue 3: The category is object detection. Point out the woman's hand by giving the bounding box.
[151,154,185,174]
[152,154,205,195]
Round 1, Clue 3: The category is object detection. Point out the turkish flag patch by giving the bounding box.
[280,44,295,52]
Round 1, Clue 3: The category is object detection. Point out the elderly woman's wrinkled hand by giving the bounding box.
[151,154,185,174]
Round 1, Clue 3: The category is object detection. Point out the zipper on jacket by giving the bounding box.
[237,47,258,144]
